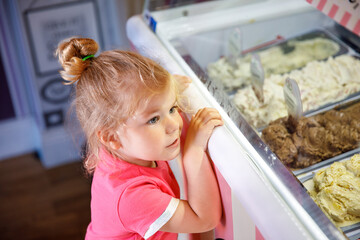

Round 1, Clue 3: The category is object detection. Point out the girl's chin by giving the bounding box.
[163,148,181,161]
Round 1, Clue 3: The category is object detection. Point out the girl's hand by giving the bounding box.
[184,108,223,153]
[173,74,192,93]
[161,108,223,234]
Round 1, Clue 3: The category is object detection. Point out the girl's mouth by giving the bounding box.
[167,138,179,148]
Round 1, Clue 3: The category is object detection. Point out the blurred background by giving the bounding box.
[0,0,144,239]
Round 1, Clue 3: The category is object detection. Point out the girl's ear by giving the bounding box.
[97,130,122,150]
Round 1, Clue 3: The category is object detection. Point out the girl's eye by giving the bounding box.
[147,116,159,125]
[169,106,178,114]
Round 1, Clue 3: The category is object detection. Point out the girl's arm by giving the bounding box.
[160,108,223,233]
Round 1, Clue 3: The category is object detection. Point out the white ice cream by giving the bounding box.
[207,37,340,91]
[233,55,360,128]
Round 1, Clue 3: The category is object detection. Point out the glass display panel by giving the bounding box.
[169,10,360,239]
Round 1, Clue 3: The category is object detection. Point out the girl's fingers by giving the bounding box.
[193,107,205,119]
[186,108,223,150]
[193,108,222,125]
[205,119,224,129]
[189,108,223,137]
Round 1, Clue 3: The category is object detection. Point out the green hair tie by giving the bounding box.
[82,55,94,61]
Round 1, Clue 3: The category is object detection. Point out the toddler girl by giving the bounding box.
[56,37,223,240]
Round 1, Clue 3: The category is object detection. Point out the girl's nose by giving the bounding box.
[165,115,179,134]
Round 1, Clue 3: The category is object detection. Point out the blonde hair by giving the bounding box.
[56,37,179,174]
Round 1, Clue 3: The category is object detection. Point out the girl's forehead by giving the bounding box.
[142,88,176,111]
[132,88,176,119]
[148,90,176,112]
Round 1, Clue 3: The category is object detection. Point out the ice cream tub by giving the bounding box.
[233,53,360,130]
[261,98,360,171]
[207,28,350,92]
[300,154,360,233]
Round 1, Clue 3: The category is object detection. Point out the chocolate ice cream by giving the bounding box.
[262,102,360,168]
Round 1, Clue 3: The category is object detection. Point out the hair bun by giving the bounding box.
[56,37,99,84]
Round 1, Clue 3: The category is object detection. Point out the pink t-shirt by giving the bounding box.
[85,149,180,240]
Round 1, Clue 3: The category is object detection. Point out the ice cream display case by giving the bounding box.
[127,0,360,239]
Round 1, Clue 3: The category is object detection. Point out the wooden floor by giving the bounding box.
[0,153,91,240]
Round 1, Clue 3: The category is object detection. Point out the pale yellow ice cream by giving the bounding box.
[345,155,360,177]
[207,37,340,90]
[306,154,360,227]
[233,55,360,128]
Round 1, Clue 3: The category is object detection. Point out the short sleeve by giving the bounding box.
[118,179,179,239]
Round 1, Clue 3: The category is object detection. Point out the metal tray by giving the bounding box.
[299,153,360,239]
[285,97,360,178]
[207,28,357,130]
[293,97,360,177]
[251,28,349,57]
[216,28,350,95]
[296,148,360,182]
[282,97,360,174]
[255,92,360,133]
